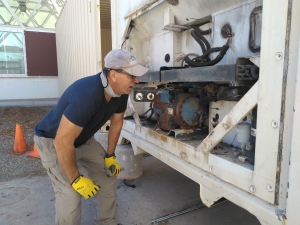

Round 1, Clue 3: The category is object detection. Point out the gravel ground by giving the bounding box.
[0,106,54,182]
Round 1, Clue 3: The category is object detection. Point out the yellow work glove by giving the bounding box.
[104,153,122,177]
[71,175,100,199]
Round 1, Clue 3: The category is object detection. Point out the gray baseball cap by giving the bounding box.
[104,49,149,76]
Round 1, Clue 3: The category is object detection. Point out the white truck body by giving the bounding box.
[111,1,300,224]
[55,0,300,224]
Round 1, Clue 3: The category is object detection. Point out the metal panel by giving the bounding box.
[111,0,256,70]
[138,71,160,82]
[211,0,262,65]
[161,64,235,82]
[112,0,299,223]
[120,127,283,225]
[121,119,275,206]
[120,0,249,41]
[285,0,300,220]
[278,0,300,215]
[55,0,100,95]
[253,0,290,207]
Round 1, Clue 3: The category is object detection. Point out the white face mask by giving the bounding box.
[100,72,121,98]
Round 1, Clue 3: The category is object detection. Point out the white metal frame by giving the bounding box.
[0,0,60,28]
[0,0,63,77]
[1,0,25,29]
[120,127,284,225]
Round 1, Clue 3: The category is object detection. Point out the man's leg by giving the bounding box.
[34,135,82,225]
[76,137,117,225]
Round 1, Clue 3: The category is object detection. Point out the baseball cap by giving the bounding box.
[104,49,149,76]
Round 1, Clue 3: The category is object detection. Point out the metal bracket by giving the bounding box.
[127,96,142,126]
[200,184,222,207]
[163,7,188,32]
[196,81,259,154]
[275,209,287,221]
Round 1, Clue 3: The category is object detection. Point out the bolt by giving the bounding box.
[209,166,213,172]
[267,184,274,192]
[275,52,283,61]
[247,114,254,121]
[223,123,230,130]
[249,185,256,193]
[135,93,143,100]
[246,144,252,150]
[147,93,155,100]
[271,120,278,128]
[180,152,187,159]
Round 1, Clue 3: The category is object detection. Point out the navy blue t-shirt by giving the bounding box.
[35,73,128,147]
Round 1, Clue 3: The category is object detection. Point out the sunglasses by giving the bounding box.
[112,69,138,80]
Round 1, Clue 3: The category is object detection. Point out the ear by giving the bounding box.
[108,70,118,82]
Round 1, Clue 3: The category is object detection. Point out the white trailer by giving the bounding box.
[110,0,300,225]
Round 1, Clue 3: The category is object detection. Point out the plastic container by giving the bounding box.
[236,122,251,143]
[115,144,143,180]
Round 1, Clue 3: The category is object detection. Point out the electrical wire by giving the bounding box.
[121,23,133,49]
[184,24,232,67]
[121,39,126,49]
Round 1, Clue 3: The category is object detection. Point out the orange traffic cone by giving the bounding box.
[9,123,27,154]
[26,144,41,159]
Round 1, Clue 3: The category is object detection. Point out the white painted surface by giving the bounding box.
[112,0,299,223]
[0,77,59,100]
[284,0,300,223]
[120,128,284,225]
[285,42,300,224]
[253,0,290,209]
[111,0,257,71]
[55,0,101,95]
[211,0,262,65]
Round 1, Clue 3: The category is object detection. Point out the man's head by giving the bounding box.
[104,49,149,95]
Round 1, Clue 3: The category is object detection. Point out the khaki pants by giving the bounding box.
[34,135,117,225]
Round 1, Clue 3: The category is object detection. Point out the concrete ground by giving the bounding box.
[0,132,261,225]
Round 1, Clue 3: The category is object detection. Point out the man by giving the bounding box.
[34,49,149,225]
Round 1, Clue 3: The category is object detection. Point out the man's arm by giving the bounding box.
[107,112,125,155]
[53,115,83,183]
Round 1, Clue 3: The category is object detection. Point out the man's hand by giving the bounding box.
[104,153,122,176]
[71,175,100,199]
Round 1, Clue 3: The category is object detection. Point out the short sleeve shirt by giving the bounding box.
[35,73,128,147]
